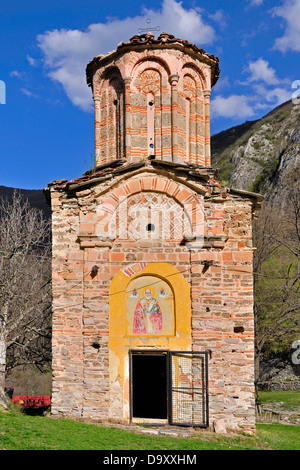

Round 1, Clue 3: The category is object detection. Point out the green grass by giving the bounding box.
[0,410,300,450]
[256,423,300,450]
[258,390,300,409]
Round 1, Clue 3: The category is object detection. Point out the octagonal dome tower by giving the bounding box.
[86,32,220,167]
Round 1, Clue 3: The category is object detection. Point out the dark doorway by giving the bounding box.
[131,352,168,420]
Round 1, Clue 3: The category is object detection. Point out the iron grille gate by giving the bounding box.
[129,350,209,427]
[169,351,209,427]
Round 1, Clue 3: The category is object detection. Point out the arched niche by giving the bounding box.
[129,58,171,160]
[178,65,206,164]
[94,67,125,163]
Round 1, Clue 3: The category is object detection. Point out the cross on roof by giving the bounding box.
[138,18,160,35]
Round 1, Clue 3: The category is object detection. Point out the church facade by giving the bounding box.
[46,32,261,433]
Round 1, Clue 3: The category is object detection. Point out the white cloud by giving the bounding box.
[211,73,291,120]
[264,86,291,105]
[37,0,216,112]
[208,9,227,29]
[247,58,280,85]
[144,0,215,43]
[273,0,300,52]
[21,88,38,98]
[27,55,38,67]
[211,95,256,119]
[10,70,23,78]
[218,57,292,119]
[248,0,264,5]
[211,88,292,120]
[213,76,230,92]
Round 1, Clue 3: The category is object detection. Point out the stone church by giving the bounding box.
[46,32,261,433]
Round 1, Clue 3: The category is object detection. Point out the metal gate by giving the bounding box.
[168,351,209,427]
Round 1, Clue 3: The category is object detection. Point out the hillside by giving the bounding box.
[0,185,51,218]
[211,100,300,204]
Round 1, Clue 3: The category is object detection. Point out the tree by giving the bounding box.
[0,191,51,409]
[253,172,300,386]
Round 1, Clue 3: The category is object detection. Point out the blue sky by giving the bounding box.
[0,0,300,189]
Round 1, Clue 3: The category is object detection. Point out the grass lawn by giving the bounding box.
[0,410,300,450]
[258,390,300,409]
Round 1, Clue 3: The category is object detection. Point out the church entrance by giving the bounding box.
[129,350,168,421]
[109,263,195,424]
[129,350,209,427]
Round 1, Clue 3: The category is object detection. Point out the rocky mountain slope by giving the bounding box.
[211,100,300,205]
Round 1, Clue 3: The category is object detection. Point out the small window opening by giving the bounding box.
[234,326,244,333]
[146,223,155,232]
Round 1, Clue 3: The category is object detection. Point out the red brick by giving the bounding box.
[110,252,125,262]
[176,188,192,204]
[234,251,253,262]
[80,223,94,234]
[212,226,223,236]
[128,179,142,195]
[222,252,233,262]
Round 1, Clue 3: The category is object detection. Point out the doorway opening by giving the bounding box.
[129,350,209,427]
[130,351,168,421]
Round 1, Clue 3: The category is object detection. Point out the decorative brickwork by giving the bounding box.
[86,32,217,166]
[47,33,261,434]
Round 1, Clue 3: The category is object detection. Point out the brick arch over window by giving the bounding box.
[130,57,171,88]
[181,62,207,89]
[94,175,206,243]
[93,66,124,95]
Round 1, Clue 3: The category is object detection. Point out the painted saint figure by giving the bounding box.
[133,286,162,334]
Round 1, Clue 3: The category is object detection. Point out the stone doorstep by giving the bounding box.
[94,421,253,438]
[74,418,198,438]
[112,423,194,438]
